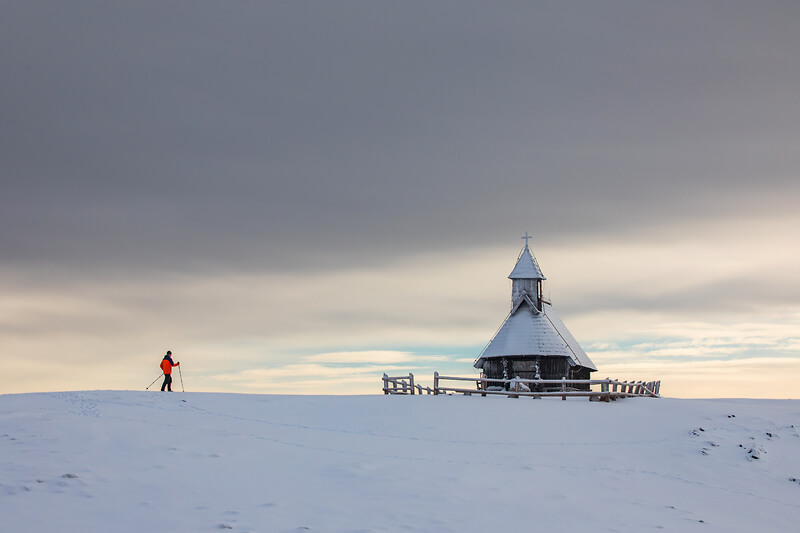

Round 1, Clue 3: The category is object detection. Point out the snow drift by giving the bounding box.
[1,391,798,532]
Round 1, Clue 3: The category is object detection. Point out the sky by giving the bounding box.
[2,1,799,397]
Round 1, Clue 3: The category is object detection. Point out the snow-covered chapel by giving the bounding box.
[474,235,597,387]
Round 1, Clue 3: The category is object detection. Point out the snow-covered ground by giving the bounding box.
[1,391,798,532]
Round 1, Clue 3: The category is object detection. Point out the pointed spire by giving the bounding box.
[508,234,545,280]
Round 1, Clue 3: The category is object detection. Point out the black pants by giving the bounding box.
[161,374,173,391]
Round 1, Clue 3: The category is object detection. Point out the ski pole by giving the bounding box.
[146,373,164,390]
[178,364,185,392]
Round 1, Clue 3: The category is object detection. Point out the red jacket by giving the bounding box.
[161,356,178,375]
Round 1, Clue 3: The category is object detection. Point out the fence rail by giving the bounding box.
[383,373,660,401]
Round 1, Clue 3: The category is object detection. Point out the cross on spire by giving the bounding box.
[521,232,532,248]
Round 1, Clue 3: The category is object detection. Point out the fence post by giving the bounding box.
[409,373,415,395]
[382,373,389,395]
[434,372,439,395]
[561,377,566,401]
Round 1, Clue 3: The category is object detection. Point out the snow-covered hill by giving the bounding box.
[1,391,798,532]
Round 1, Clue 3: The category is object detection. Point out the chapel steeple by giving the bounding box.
[473,234,597,384]
[508,232,546,311]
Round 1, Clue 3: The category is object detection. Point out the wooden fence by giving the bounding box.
[383,372,660,401]
[433,373,660,401]
[382,373,416,395]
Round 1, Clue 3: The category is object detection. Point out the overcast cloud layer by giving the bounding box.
[2,2,799,396]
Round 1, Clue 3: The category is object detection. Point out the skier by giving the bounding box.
[160,350,180,392]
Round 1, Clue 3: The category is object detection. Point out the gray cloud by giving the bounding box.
[2,1,800,280]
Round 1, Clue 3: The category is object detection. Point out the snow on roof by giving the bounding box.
[542,304,597,371]
[508,246,545,280]
[475,300,597,371]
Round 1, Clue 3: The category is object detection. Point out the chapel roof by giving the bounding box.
[474,299,597,371]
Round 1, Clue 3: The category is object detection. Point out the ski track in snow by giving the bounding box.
[180,400,677,447]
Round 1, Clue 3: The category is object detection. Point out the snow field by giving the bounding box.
[1,391,798,532]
